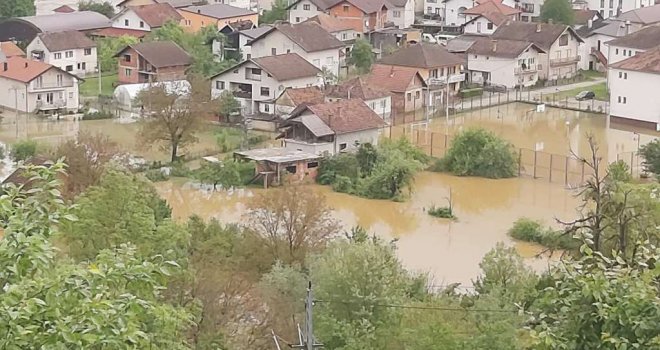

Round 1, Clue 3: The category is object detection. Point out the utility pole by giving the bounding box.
[274,282,323,350]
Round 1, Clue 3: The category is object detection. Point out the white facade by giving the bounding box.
[463,16,498,35]
[111,8,152,31]
[289,0,324,23]
[364,96,392,119]
[0,69,79,113]
[388,0,415,28]
[249,30,342,77]
[586,0,654,19]
[517,0,541,22]
[26,38,98,77]
[283,123,381,155]
[544,30,582,79]
[607,44,643,65]
[424,0,444,19]
[468,47,542,88]
[212,0,253,10]
[211,60,321,114]
[443,0,474,25]
[609,66,660,130]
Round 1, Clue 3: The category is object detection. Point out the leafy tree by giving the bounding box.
[0,0,35,19]
[137,75,212,162]
[194,159,249,190]
[434,128,518,178]
[97,35,139,72]
[348,39,374,74]
[606,159,632,183]
[78,0,115,18]
[540,0,575,25]
[10,139,37,161]
[639,138,660,177]
[260,0,287,24]
[217,90,241,121]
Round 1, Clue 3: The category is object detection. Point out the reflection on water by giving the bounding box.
[156,171,581,286]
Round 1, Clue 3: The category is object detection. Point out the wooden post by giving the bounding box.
[564,156,569,186]
[430,132,434,157]
[518,149,522,176]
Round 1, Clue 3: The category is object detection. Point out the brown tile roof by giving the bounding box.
[53,5,75,13]
[573,9,600,25]
[606,25,660,50]
[0,42,25,58]
[462,0,521,17]
[182,3,257,19]
[118,41,192,68]
[365,64,426,92]
[465,11,508,26]
[128,3,183,27]
[331,0,389,13]
[287,0,336,10]
[283,86,325,105]
[491,22,583,50]
[292,98,387,134]
[326,77,391,100]
[467,37,545,58]
[252,53,322,80]
[610,45,660,74]
[250,22,344,52]
[90,27,149,38]
[37,31,96,52]
[378,43,464,69]
[304,13,354,32]
[0,56,61,83]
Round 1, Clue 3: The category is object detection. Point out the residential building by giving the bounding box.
[615,4,660,27]
[325,77,392,119]
[287,0,331,24]
[576,19,627,70]
[0,42,26,58]
[208,0,254,10]
[210,53,322,114]
[516,0,541,22]
[439,0,476,25]
[387,0,415,29]
[326,0,389,32]
[53,5,76,13]
[365,64,427,112]
[606,25,660,65]
[423,0,446,21]
[573,9,603,29]
[26,31,98,77]
[0,56,80,113]
[370,27,422,56]
[110,3,183,32]
[273,86,325,115]
[608,46,660,130]
[467,38,545,87]
[585,0,656,19]
[462,0,521,35]
[179,3,259,32]
[218,25,272,60]
[116,0,203,9]
[304,14,360,45]
[281,98,387,155]
[247,22,345,77]
[115,41,192,84]
[0,11,110,43]
[492,22,583,80]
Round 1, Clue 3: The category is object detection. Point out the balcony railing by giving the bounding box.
[233,90,252,99]
[245,73,261,81]
[36,100,66,110]
[514,66,538,74]
[31,82,74,91]
[549,55,581,66]
[516,3,534,12]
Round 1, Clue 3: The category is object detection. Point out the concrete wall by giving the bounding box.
[609,67,660,130]
[284,139,334,154]
[364,96,392,119]
[463,16,497,35]
[444,0,474,25]
[26,38,98,77]
[112,8,153,31]
[289,0,324,23]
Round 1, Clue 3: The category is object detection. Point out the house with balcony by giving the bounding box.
[462,0,521,35]
[492,22,583,80]
[210,53,322,114]
[110,3,183,33]
[365,64,427,112]
[26,31,98,77]
[0,56,79,113]
[467,38,545,88]
[246,21,345,77]
[115,41,192,84]
[606,25,660,65]
[281,98,387,155]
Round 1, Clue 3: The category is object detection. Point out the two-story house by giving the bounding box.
[218,25,272,60]
[492,21,583,80]
[467,38,545,88]
[281,98,387,155]
[26,31,98,77]
[462,0,521,35]
[609,46,660,130]
[387,0,415,28]
[115,41,192,84]
[288,0,332,24]
[585,0,656,19]
[327,0,389,32]
[365,64,427,113]
[325,77,392,120]
[110,3,183,33]
[247,22,345,77]
[179,3,259,32]
[305,14,360,45]
[606,24,660,65]
[0,56,79,113]
[210,53,322,114]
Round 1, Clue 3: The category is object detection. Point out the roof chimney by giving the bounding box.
[197,9,201,13]
[587,19,593,28]
[625,20,631,35]
[491,39,497,52]
[536,23,542,32]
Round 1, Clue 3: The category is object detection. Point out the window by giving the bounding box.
[140,21,145,28]
[629,50,633,56]
[415,91,420,99]
[123,54,131,62]
[342,32,347,40]
[609,0,613,6]
[296,17,301,22]
[599,9,604,16]
[325,56,333,65]
[623,97,627,103]
[125,68,132,76]
[609,9,613,16]
[303,4,310,10]
[477,22,482,32]
[487,22,493,30]
[246,54,251,59]
[65,51,73,58]
[618,71,622,78]
[264,104,270,112]
[84,48,92,55]
[185,19,191,26]
[427,6,432,13]
[339,143,347,150]
[600,0,604,6]
[616,48,619,54]
[260,87,270,96]
[430,69,437,78]
[124,19,129,26]
[624,72,627,79]
[380,99,386,108]
[307,161,319,168]
[271,48,277,55]
[216,81,225,89]
[343,4,349,11]
[370,102,376,109]
[558,34,568,46]
[393,10,401,17]
[286,165,297,173]
[407,92,411,101]
[56,74,62,86]
[233,69,238,73]
[69,92,73,99]
[54,52,62,59]
[66,65,73,72]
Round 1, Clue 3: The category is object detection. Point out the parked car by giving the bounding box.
[575,91,595,100]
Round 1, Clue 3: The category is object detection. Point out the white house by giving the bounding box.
[281,98,387,155]
[325,77,392,120]
[210,0,253,10]
[288,0,327,23]
[218,25,273,60]
[210,53,322,114]
[304,14,360,44]
[467,38,545,88]
[605,24,660,65]
[247,21,345,77]
[462,0,520,35]
[26,31,98,77]
[110,3,183,32]
[0,56,80,113]
[387,0,415,28]
[608,46,660,130]
[585,0,656,19]
[441,0,475,25]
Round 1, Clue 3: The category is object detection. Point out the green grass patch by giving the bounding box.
[427,205,455,219]
[552,82,608,102]
[508,218,579,250]
[581,70,606,80]
[80,74,118,97]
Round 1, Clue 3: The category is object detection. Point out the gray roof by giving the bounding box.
[118,41,192,68]
[37,31,96,51]
[292,114,335,137]
[491,22,583,50]
[575,19,610,37]
[234,148,320,163]
[467,38,544,58]
[240,25,273,39]
[182,3,257,19]
[446,35,480,53]
[592,21,629,37]
[606,25,660,49]
[379,43,464,68]
[616,4,660,24]
[20,11,110,33]
[248,22,345,53]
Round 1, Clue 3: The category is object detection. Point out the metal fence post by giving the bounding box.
[533,150,537,178]
[430,132,434,157]
[549,154,553,182]
[564,156,569,186]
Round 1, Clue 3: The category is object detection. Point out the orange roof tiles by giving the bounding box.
[0,56,57,83]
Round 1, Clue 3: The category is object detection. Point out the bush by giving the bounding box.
[427,205,455,219]
[639,139,660,178]
[317,153,360,185]
[145,169,169,182]
[10,140,38,162]
[82,110,114,120]
[508,218,578,250]
[332,175,354,193]
[433,128,517,179]
[0,144,5,160]
[169,162,190,177]
[607,160,632,183]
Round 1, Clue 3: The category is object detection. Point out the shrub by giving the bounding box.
[317,153,360,185]
[82,110,114,120]
[427,205,455,219]
[332,175,354,193]
[639,139,660,178]
[169,161,190,177]
[460,88,484,98]
[508,218,578,250]
[607,160,632,183]
[10,140,38,162]
[145,168,169,182]
[434,128,517,179]
[0,144,5,160]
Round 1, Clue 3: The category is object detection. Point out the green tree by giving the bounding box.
[348,39,374,74]
[639,138,660,177]
[260,0,287,24]
[194,159,248,190]
[540,0,575,25]
[78,0,115,18]
[217,90,241,121]
[0,0,35,19]
[97,35,139,72]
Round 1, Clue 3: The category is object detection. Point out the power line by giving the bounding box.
[313,299,519,314]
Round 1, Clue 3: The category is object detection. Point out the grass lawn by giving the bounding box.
[80,74,118,97]
[580,70,606,81]
[552,82,609,101]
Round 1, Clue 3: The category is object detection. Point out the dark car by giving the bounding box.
[575,91,595,101]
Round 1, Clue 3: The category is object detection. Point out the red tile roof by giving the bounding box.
[282,86,325,105]
[304,13,354,32]
[462,0,521,17]
[90,27,149,38]
[0,42,26,58]
[365,64,426,93]
[610,46,660,74]
[326,77,391,100]
[292,98,387,134]
[53,5,75,13]
[0,56,60,83]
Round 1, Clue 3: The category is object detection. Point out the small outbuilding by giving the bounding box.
[233,148,321,188]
